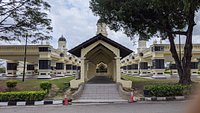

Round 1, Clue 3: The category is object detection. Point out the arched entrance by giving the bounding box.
[69,34,132,89]
[96,62,107,74]
[84,44,116,83]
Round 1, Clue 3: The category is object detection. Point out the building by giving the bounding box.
[121,36,200,78]
[0,35,80,79]
[0,18,199,88]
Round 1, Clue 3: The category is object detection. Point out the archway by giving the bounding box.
[85,44,116,83]
[96,62,107,74]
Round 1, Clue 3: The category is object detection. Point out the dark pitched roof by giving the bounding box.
[68,33,132,58]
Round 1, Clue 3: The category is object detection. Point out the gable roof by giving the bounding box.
[68,33,133,58]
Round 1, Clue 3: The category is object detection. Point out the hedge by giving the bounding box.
[0,90,47,102]
[144,84,191,97]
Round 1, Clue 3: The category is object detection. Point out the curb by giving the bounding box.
[134,96,185,101]
[0,96,186,106]
[0,100,68,106]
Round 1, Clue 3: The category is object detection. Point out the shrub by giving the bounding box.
[63,82,70,91]
[0,90,47,102]
[6,80,18,89]
[40,82,52,92]
[144,84,191,97]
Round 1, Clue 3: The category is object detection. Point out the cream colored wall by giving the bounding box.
[87,62,96,80]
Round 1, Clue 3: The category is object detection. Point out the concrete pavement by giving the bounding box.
[0,101,187,113]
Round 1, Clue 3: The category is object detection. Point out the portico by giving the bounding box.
[69,34,132,89]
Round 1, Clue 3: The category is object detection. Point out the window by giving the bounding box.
[77,66,81,70]
[140,62,148,69]
[191,62,198,69]
[72,65,77,70]
[60,53,64,57]
[169,64,177,69]
[27,65,34,70]
[7,63,17,70]
[152,59,165,69]
[56,63,64,70]
[66,64,72,70]
[131,64,138,69]
[39,47,51,52]
[127,65,132,70]
[152,46,164,52]
[39,60,51,69]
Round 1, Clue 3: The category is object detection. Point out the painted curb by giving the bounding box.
[0,96,186,106]
[134,96,185,101]
[0,100,68,106]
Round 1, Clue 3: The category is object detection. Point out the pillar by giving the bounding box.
[80,57,86,82]
[115,57,121,82]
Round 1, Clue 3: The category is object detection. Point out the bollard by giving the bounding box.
[129,92,134,103]
[63,95,68,105]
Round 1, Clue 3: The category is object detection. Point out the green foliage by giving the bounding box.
[90,0,199,38]
[0,91,47,102]
[63,82,70,91]
[40,82,52,92]
[0,68,5,73]
[144,84,191,97]
[6,80,18,89]
[164,70,172,74]
[0,0,52,42]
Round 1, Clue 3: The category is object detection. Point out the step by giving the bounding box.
[76,84,126,102]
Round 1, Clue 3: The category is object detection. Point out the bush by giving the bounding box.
[144,84,191,97]
[63,82,70,91]
[0,90,47,102]
[6,80,18,89]
[40,82,52,92]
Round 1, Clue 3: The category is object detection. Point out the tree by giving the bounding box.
[90,0,200,84]
[0,0,52,43]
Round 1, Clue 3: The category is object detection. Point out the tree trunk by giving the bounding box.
[179,6,195,85]
[167,33,184,81]
[167,5,195,85]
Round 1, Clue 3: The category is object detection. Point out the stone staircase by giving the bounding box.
[73,84,127,103]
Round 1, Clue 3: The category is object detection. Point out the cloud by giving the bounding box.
[0,0,200,52]
[47,0,136,50]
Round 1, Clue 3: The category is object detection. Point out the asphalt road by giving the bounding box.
[0,101,187,113]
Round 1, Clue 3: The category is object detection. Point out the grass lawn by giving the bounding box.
[121,75,178,97]
[0,76,75,95]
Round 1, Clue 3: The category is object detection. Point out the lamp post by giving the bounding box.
[22,34,28,82]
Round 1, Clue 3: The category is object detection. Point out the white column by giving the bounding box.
[115,57,121,82]
[80,57,86,82]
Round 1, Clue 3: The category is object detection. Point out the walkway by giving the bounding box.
[87,76,114,84]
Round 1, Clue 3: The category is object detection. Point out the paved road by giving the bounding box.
[0,101,187,113]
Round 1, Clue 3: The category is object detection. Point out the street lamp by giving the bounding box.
[179,34,181,62]
[22,34,28,82]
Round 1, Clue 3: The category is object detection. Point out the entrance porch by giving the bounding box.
[69,34,132,89]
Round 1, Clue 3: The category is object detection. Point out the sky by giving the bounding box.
[1,0,200,52]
